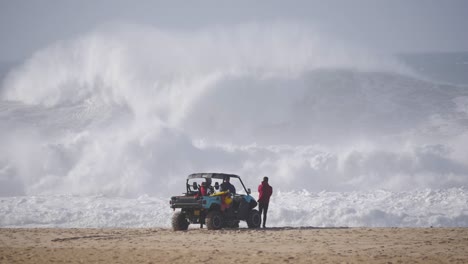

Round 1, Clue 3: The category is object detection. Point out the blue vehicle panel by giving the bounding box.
[243,195,254,203]
[201,196,222,209]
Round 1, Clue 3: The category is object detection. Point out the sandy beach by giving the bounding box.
[1,227,467,263]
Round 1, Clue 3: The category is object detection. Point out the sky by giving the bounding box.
[1,0,468,62]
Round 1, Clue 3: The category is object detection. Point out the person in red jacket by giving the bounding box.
[258,176,273,228]
[199,178,213,196]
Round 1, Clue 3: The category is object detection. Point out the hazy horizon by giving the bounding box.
[1,0,468,62]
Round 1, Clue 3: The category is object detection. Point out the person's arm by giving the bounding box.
[258,184,263,201]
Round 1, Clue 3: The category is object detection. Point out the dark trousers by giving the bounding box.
[258,202,269,227]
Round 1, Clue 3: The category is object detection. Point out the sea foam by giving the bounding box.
[1,188,467,228]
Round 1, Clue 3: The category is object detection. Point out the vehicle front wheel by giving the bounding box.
[206,210,223,230]
[246,209,261,228]
[172,211,189,231]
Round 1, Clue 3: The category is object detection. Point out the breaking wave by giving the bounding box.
[1,23,468,200]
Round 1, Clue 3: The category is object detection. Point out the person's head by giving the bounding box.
[206,178,212,186]
[224,176,230,182]
[263,176,269,183]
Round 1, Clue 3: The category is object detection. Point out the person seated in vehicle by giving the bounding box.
[200,178,214,196]
[220,176,236,195]
[199,182,208,196]
[206,178,214,195]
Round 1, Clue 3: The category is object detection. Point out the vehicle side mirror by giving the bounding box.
[247,188,251,194]
[214,182,219,190]
[192,182,198,190]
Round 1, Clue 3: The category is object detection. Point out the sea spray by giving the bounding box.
[0,23,467,198]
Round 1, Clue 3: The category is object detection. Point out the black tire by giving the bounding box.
[172,211,189,231]
[246,209,261,228]
[206,210,223,230]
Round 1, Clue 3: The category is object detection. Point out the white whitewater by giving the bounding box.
[1,188,467,228]
[0,23,467,227]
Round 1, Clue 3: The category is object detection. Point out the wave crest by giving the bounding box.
[0,23,467,197]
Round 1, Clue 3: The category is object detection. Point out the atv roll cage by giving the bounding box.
[185,173,251,195]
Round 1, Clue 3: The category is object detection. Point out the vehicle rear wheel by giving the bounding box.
[206,210,223,230]
[246,209,261,228]
[172,211,189,231]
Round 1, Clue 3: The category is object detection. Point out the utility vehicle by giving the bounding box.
[169,173,260,230]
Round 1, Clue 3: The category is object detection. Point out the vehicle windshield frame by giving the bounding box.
[185,173,249,194]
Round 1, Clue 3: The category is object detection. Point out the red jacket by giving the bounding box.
[200,185,208,196]
[258,181,273,204]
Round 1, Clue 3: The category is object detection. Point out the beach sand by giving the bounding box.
[1,227,467,263]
